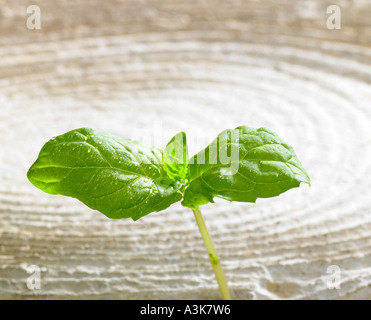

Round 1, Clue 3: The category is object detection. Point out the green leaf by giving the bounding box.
[181,126,310,209]
[27,128,185,220]
[162,131,189,182]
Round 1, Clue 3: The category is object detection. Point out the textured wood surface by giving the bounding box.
[1,0,371,299]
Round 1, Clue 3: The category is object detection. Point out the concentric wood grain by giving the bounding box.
[1,0,371,299]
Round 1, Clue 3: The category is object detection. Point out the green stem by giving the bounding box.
[192,208,231,300]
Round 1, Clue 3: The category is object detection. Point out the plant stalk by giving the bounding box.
[192,208,231,300]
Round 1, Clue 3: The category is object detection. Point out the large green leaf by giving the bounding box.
[27,128,185,220]
[181,126,310,209]
[162,131,189,182]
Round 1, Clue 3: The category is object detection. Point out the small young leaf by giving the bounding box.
[27,128,185,220]
[162,131,189,182]
[181,126,310,209]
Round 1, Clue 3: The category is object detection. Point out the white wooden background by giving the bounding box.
[1,0,371,299]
